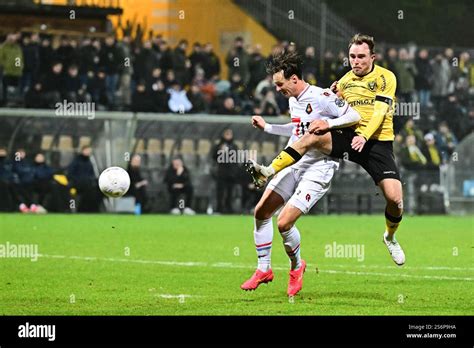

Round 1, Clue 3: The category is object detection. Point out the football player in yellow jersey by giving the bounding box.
[248,34,405,266]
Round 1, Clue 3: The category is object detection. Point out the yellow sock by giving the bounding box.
[270,147,302,174]
[385,209,402,236]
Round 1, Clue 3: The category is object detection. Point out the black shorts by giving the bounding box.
[329,128,401,184]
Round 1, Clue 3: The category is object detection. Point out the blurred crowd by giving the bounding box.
[0,32,472,120]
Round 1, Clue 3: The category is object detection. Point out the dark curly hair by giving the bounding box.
[266,50,303,79]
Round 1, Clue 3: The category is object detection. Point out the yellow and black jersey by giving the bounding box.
[337,64,396,141]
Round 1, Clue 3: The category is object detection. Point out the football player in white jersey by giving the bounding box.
[241,51,360,296]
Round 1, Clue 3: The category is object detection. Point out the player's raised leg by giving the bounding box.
[257,132,333,179]
[240,189,283,291]
[379,178,405,265]
[277,204,306,296]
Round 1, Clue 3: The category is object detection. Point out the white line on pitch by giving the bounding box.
[37,254,473,281]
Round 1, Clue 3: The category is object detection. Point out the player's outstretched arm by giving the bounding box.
[252,115,293,137]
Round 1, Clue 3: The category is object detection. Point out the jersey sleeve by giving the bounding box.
[318,90,350,118]
[318,90,361,129]
[376,71,396,105]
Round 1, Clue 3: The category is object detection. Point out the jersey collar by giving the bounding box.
[296,83,310,101]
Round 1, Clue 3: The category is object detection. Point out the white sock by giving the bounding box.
[254,218,273,272]
[280,225,301,270]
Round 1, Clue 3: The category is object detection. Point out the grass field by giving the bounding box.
[0,214,472,315]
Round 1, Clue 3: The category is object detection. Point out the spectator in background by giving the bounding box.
[164,157,195,215]
[0,33,24,105]
[229,72,247,106]
[302,46,318,81]
[67,145,101,212]
[172,39,189,85]
[100,35,122,108]
[88,68,108,108]
[38,37,54,77]
[319,50,336,87]
[187,83,207,113]
[444,48,457,94]
[117,35,133,107]
[189,42,205,76]
[0,146,15,211]
[78,37,100,85]
[167,81,192,113]
[248,44,267,92]
[260,89,280,116]
[400,135,427,170]
[394,48,417,102]
[127,154,148,212]
[202,42,220,79]
[159,40,174,72]
[40,61,64,107]
[415,48,433,108]
[146,67,163,91]
[32,152,70,212]
[216,96,238,115]
[431,52,452,110]
[55,36,76,70]
[421,133,441,169]
[164,69,176,88]
[255,75,273,102]
[132,80,156,112]
[134,40,160,83]
[24,81,46,108]
[20,33,40,95]
[64,64,91,103]
[454,51,472,104]
[435,121,458,162]
[211,128,239,214]
[226,37,250,85]
[401,118,424,144]
[31,152,54,213]
[385,48,398,74]
[149,78,169,113]
[12,148,36,213]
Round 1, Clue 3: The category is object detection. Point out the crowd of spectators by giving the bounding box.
[0,32,471,122]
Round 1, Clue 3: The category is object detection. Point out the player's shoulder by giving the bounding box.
[338,69,354,83]
[300,85,331,102]
[374,64,396,80]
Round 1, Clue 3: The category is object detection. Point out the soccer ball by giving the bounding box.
[98,167,130,198]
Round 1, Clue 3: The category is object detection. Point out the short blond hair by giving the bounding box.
[348,34,375,54]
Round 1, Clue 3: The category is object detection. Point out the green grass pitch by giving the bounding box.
[0,214,472,315]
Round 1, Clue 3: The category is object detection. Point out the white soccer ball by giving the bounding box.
[98,167,130,198]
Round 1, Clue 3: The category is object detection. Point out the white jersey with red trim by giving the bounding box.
[287,84,349,173]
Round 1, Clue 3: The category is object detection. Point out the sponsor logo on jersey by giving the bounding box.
[305,103,313,114]
[349,98,375,107]
[368,80,377,91]
[335,98,345,107]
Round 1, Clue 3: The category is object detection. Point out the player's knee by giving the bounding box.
[388,195,404,213]
[277,216,294,233]
[254,202,273,220]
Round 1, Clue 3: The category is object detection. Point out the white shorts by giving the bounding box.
[266,162,337,214]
